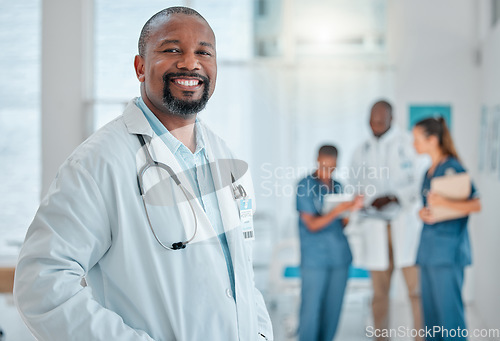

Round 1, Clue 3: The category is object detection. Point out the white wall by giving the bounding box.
[387,0,480,143]
[473,0,500,330]
[41,0,94,195]
[386,0,481,303]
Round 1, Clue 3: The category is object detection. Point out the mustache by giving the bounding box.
[163,72,210,85]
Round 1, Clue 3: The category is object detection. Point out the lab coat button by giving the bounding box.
[226,288,233,298]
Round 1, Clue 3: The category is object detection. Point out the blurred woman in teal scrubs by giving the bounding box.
[412,118,481,341]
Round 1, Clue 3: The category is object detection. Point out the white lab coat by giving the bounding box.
[14,100,273,341]
[348,126,422,271]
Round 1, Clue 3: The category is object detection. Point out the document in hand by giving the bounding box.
[430,173,471,222]
[357,202,401,222]
[322,193,354,215]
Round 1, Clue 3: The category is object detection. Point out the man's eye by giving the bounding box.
[197,51,212,56]
[163,48,179,53]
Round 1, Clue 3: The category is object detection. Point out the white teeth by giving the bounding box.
[175,79,199,86]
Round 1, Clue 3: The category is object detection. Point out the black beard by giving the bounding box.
[162,72,210,117]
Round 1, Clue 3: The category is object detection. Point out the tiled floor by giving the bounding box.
[265,281,499,341]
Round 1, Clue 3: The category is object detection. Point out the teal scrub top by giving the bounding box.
[416,157,478,267]
[296,174,352,268]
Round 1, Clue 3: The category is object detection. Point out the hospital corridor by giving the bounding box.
[1,0,500,340]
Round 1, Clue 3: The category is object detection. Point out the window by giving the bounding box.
[0,0,41,238]
[257,0,267,17]
[493,0,500,27]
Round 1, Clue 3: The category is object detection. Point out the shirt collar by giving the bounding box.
[370,125,398,144]
[135,97,206,156]
[310,173,336,193]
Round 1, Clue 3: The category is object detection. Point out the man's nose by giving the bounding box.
[176,52,201,71]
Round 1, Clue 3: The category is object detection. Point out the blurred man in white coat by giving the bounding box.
[350,100,423,341]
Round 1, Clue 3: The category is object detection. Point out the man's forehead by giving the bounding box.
[318,156,336,163]
[148,14,215,44]
[371,107,390,119]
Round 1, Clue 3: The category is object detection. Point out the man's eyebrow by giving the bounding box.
[199,41,215,49]
[157,39,214,50]
[158,39,179,48]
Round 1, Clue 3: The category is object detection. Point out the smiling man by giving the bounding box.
[14,7,273,341]
[135,8,216,124]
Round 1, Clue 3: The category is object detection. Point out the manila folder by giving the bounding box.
[430,173,471,222]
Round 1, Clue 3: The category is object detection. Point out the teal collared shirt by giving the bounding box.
[135,97,235,296]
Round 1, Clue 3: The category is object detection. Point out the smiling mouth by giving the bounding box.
[171,78,203,91]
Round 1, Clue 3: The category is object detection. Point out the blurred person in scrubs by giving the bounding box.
[296,145,363,341]
[13,7,273,341]
[413,117,481,341]
[350,100,423,341]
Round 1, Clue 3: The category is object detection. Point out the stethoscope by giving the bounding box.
[137,134,247,251]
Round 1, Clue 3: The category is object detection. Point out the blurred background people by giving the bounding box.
[349,100,423,341]
[296,145,362,341]
[413,118,481,341]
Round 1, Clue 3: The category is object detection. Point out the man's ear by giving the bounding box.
[134,55,145,82]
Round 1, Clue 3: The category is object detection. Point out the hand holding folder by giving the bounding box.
[428,173,471,222]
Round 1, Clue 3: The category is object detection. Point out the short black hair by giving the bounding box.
[372,100,393,117]
[138,7,207,57]
[318,145,338,158]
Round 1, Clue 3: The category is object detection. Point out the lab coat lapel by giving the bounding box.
[201,127,241,251]
[123,99,153,137]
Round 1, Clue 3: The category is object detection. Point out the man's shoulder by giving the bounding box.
[297,175,316,202]
[298,174,316,187]
[67,115,134,169]
[387,126,412,143]
[353,138,372,155]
